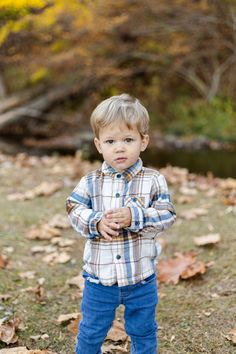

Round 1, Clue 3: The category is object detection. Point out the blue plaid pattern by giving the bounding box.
[66,158,176,286]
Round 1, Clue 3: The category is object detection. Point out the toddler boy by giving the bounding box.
[66,93,176,354]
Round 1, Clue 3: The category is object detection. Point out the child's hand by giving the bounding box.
[105,207,131,229]
[97,216,120,241]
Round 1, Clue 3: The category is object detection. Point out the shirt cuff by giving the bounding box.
[88,211,103,239]
[126,204,144,232]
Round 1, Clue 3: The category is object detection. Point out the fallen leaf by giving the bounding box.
[7,182,62,201]
[30,245,57,254]
[158,252,207,285]
[67,315,82,335]
[48,214,70,229]
[224,328,236,345]
[194,233,221,246]
[56,312,80,325]
[219,178,236,190]
[43,252,71,265]
[175,195,193,204]
[160,166,189,185]
[26,225,61,240]
[106,320,128,342]
[179,208,208,220]
[0,318,23,345]
[24,285,45,303]
[0,349,57,354]
[0,348,28,354]
[102,342,129,353]
[30,334,49,341]
[66,273,84,291]
[0,294,12,301]
[0,255,7,269]
[51,238,75,248]
[181,261,206,279]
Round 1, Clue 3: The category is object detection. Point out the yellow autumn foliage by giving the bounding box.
[0,0,45,9]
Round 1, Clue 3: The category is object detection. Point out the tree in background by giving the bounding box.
[0,0,236,141]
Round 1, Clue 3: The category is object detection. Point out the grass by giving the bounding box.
[0,154,235,353]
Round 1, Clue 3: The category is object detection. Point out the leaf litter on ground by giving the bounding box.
[1,151,236,352]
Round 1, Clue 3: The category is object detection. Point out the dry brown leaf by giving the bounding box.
[0,348,28,354]
[23,285,45,303]
[67,315,82,335]
[106,320,128,342]
[42,251,71,265]
[158,252,206,285]
[30,245,57,254]
[0,349,57,354]
[7,182,62,201]
[102,342,129,353]
[0,294,12,301]
[51,238,74,247]
[179,208,208,220]
[219,178,236,190]
[224,328,236,345]
[26,225,61,240]
[66,273,84,291]
[0,318,23,345]
[181,261,206,279]
[32,181,62,197]
[30,334,49,341]
[48,214,70,229]
[175,195,193,204]
[7,193,25,201]
[222,189,236,206]
[194,233,221,246]
[56,312,80,325]
[160,166,189,185]
[0,255,7,269]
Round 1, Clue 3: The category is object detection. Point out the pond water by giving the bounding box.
[87,148,236,179]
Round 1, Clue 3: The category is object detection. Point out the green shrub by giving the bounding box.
[166,96,236,141]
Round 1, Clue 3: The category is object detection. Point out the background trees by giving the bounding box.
[0,0,236,143]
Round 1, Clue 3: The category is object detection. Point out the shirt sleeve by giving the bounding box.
[66,176,103,239]
[125,173,176,234]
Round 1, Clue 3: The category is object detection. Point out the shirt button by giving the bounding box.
[135,221,139,226]
[116,255,121,260]
[116,174,121,178]
[115,192,120,198]
[132,197,137,202]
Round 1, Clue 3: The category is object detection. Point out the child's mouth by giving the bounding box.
[115,157,127,163]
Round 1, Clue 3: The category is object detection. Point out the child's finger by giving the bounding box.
[105,224,119,236]
[101,232,112,241]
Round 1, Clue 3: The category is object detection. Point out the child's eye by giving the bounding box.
[124,138,134,143]
[105,139,114,144]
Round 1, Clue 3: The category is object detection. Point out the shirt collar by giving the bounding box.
[101,158,143,181]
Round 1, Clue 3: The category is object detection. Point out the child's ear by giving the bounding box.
[94,137,102,154]
[141,134,149,152]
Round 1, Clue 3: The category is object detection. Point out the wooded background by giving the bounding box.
[1,0,236,149]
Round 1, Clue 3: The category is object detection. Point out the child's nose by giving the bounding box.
[114,141,125,152]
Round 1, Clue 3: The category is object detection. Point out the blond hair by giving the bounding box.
[90,93,149,138]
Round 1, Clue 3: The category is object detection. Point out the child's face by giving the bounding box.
[94,122,149,172]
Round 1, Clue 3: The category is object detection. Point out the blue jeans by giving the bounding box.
[76,272,158,354]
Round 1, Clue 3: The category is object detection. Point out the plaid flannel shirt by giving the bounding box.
[66,158,176,286]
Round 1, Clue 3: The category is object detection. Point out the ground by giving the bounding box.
[0,152,235,354]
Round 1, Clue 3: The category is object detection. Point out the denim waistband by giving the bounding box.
[82,271,156,286]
